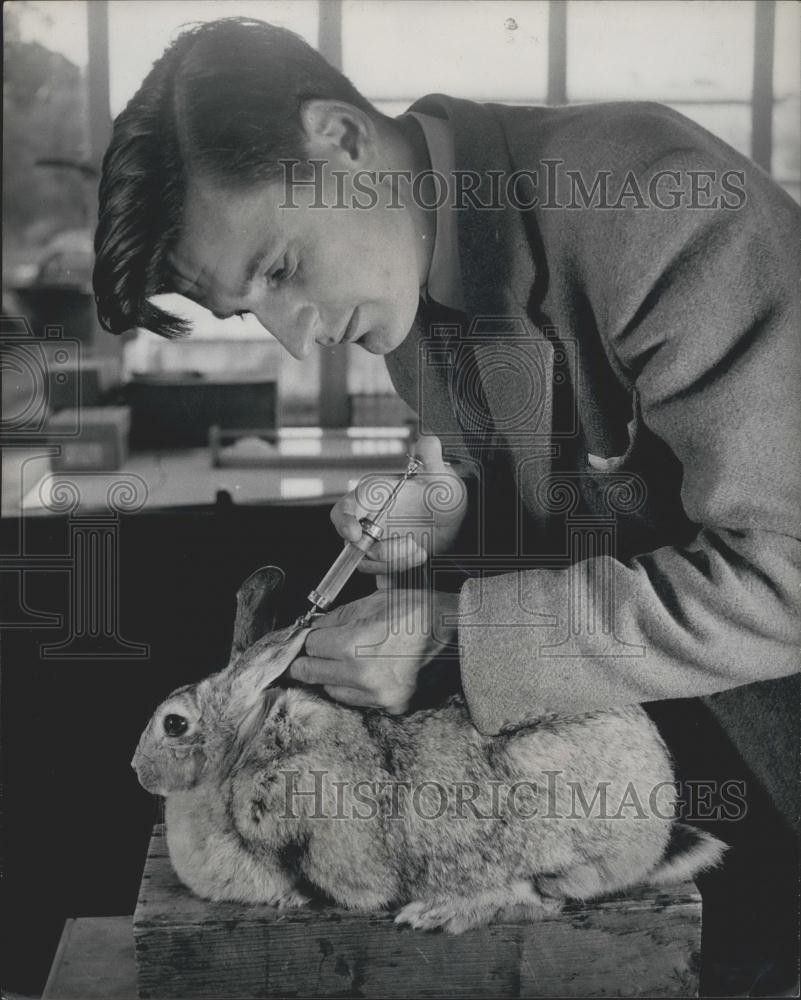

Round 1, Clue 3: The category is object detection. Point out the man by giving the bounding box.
[94,17,799,990]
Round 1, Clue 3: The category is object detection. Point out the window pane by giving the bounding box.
[6,0,88,66]
[3,1,91,284]
[373,100,417,118]
[665,103,751,160]
[774,0,800,101]
[774,1,800,192]
[567,1,754,102]
[108,0,319,116]
[343,0,548,104]
[774,99,801,185]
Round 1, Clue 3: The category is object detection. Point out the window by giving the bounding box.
[774,0,801,203]
[6,0,798,441]
[108,0,320,116]
[3,1,91,291]
[568,1,753,159]
[99,0,801,423]
[343,0,549,114]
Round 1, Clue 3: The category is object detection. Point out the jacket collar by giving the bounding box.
[407,94,538,322]
[401,110,465,312]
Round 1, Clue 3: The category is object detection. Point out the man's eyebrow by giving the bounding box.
[201,249,273,320]
[168,254,198,294]
[167,265,227,319]
[236,245,274,296]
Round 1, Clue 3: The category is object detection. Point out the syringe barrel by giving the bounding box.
[307,520,381,610]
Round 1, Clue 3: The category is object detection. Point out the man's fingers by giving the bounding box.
[330,493,365,543]
[289,655,362,688]
[375,535,428,563]
[307,597,372,631]
[323,685,378,708]
[358,536,427,574]
[304,626,370,668]
[413,433,446,472]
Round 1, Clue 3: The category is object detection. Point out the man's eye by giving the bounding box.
[267,257,294,285]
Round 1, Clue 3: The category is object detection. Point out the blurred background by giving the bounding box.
[2,0,799,516]
[1,4,800,997]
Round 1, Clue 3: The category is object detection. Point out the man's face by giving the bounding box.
[170,162,424,360]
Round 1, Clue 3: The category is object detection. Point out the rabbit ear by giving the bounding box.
[229,625,310,716]
[229,566,286,663]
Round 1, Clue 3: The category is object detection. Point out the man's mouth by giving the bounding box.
[343,307,362,343]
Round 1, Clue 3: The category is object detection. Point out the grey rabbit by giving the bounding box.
[132,566,726,932]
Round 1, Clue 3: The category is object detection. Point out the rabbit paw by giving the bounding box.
[395,896,500,934]
[274,888,310,909]
[395,882,561,934]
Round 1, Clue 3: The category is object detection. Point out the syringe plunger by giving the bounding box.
[298,455,423,624]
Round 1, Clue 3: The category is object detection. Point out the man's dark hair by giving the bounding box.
[93,17,381,338]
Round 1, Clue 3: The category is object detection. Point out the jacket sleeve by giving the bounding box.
[458,149,801,734]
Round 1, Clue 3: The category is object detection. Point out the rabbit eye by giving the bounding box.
[163,714,189,737]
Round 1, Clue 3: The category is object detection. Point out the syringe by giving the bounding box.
[294,455,424,628]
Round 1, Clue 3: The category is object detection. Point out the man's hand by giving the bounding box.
[288,588,459,713]
[329,435,468,580]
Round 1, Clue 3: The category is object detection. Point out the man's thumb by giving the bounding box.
[414,433,446,472]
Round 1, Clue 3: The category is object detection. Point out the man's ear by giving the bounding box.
[229,566,286,664]
[299,99,376,166]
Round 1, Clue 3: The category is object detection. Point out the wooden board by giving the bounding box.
[43,916,137,999]
[134,824,702,998]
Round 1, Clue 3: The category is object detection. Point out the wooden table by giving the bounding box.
[133,825,704,999]
[43,916,137,999]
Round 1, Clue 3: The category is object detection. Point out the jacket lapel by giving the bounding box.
[409,96,558,527]
[384,303,472,464]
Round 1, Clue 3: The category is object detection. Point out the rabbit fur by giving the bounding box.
[132,566,726,933]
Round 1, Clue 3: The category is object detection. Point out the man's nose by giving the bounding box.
[249,300,317,361]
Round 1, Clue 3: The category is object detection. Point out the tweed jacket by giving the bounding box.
[384,95,801,829]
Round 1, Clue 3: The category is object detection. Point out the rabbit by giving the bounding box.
[132,566,726,933]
